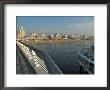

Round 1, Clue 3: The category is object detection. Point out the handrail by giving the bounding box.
[17,41,63,74]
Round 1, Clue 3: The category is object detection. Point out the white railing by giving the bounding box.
[16,41,48,74]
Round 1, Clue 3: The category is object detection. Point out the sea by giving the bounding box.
[30,40,94,74]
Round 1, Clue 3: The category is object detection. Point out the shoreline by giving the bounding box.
[20,39,94,44]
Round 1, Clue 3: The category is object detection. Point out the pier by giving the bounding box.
[16,44,36,74]
[16,41,63,74]
[78,46,94,74]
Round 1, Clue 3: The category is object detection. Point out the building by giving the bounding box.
[69,34,75,39]
[55,33,61,39]
[41,33,47,38]
[63,35,69,39]
[30,32,38,37]
[50,34,55,39]
[17,26,26,41]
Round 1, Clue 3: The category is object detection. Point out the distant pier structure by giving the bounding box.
[78,46,94,74]
[16,41,63,74]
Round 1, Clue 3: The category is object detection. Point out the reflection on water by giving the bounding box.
[31,40,94,74]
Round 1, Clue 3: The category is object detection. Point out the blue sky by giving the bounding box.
[16,16,94,36]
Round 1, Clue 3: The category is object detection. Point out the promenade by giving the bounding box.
[16,41,63,74]
[16,44,36,74]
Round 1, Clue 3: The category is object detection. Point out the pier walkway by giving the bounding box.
[16,45,36,74]
[16,41,63,74]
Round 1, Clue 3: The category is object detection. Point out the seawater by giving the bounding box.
[31,40,94,74]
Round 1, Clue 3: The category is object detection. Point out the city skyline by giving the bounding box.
[16,16,94,36]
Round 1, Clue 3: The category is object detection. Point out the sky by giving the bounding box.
[16,16,94,36]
